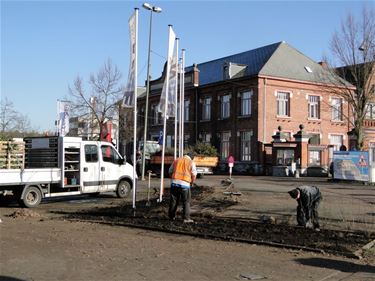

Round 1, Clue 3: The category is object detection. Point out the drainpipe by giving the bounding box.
[195,86,199,143]
[263,78,267,143]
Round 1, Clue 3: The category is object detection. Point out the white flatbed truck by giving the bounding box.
[0,136,135,207]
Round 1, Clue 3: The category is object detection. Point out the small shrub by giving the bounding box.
[185,142,218,157]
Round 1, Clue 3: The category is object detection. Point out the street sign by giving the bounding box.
[228,155,234,168]
[228,155,234,179]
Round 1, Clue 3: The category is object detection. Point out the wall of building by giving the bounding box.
[134,65,357,176]
[197,79,259,164]
[258,76,351,146]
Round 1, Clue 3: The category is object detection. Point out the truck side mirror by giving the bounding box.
[118,158,124,165]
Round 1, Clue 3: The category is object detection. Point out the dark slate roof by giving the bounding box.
[187,41,348,86]
[187,42,281,85]
[259,42,326,83]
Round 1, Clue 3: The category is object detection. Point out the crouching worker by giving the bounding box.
[168,153,197,223]
[288,185,322,231]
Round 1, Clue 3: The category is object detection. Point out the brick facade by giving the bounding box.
[133,42,361,175]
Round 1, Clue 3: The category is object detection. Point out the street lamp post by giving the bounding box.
[359,39,375,60]
[141,2,162,181]
[359,41,375,51]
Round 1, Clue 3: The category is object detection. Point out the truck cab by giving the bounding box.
[0,136,135,207]
[79,140,132,196]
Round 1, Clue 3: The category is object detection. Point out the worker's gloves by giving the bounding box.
[305,221,313,229]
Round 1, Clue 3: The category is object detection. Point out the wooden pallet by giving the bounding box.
[0,141,25,169]
[193,156,219,167]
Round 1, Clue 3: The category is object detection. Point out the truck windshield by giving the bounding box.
[101,145,122,164]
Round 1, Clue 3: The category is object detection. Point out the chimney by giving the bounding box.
[193,63,200,87]
[318,61,327,69]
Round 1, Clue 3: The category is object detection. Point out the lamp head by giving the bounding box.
[359,42,366,51]
[153,6,162,13]
[142,3,152,10]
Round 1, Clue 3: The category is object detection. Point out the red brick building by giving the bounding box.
[136,41,355,175]
[335,62,375,152]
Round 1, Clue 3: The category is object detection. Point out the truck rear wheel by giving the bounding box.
[21,186,42,208]
[116,180,131,198]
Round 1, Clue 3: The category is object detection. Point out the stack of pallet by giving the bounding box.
[0,140,25,169]
[24,137,59,168]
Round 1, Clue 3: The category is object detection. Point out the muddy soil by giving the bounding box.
[49,185,375,259]
[1,179,375,281]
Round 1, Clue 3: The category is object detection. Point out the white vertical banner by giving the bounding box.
[180,49,185,156]
[123,9,137,108]
[178,56,182,157]
[124,9,138,209]
[173,38,179,160]
[159,25,176,203]
[158,25,176,119]
[178,51,183,157]
[57,100,70,136]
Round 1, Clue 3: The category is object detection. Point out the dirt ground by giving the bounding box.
[0,176,374,281]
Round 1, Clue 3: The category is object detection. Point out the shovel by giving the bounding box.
[146,170,152,207]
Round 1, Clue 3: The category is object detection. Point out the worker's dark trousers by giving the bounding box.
[297,199,321,229]
[168,187,191,220]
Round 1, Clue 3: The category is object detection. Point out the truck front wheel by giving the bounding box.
[116,180,131,198]
[21,186,42,208]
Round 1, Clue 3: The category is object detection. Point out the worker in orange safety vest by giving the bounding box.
[168,152,197,223]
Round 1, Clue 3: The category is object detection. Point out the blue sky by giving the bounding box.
[1,0,372,132]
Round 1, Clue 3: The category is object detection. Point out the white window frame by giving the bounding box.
[240,91,252,116]
[184,99,190,122]
[202,97,211,121]
[308,133,321,145]
[166,135,172,148]
[200,132,212,145]
[329,134,344,151]
[220,132,230,160]
[240,131,252,161]
[309,150,321,166]
[331,97,343,121]
[308,95,320,119]
[277,91,290,117]
[151,104,161,125]
[276,149,294,166]
[221,95,230,119]
[370,142,375,163]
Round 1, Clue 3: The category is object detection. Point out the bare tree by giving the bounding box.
[0,97,32,140]
[68,59,125,139]
[118,104,136,155]
[14,113,31,133]
[324,5,375,150]
[0,97,18,134]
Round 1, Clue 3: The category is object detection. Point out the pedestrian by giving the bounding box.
[168,152,197,223]
[288,185,322,231]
